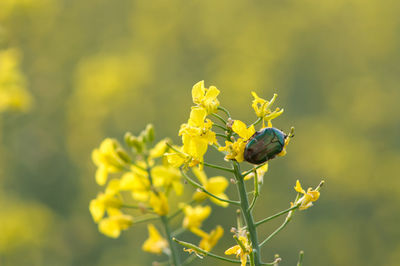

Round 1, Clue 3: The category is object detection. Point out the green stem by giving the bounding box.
[218,106,231,118]
[161,215,180,266]
[242,163,267,179]
[134,215,160,224]
[250,117,262,127]
[248,169,259,212]
[213,124,228,131]
[216,133,230,140]
[180,169,240,206]
[255,205,299,227]
[232,162,262,266]
[173,238,241,264]
[297,251,304,266]
[203,162,234,173]
[259,212,293,247]
[211,113,227,125]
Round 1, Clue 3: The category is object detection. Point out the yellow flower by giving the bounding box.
[192,168,229,207]
[142,224,169,255]
[119,170,150,202]
[192,80,220,114]
[199,225,224,252]
[179,107,216,167]
[243,163,268,181]
[251,92,284,127]
[92,138,129,185]
[98,211,133,238]
[218,120,255,162]
[0,48,32,112]
[225,236,252,266]
[89,180,122,223]
[294,180,320,210]
[152,165,183,195]
[182,205,211,230]
[149,191,169,216]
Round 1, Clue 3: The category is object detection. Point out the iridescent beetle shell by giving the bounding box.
[244,127,286,164]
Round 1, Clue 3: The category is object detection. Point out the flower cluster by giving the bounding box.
[167,81,219,168]
[89,125,179,241]
[89,81,324,266]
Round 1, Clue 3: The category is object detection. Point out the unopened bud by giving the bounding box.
[116,148,131,164]
[145,124,155,142]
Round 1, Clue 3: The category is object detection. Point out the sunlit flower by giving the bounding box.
[89,180,122,223]
[92,138,129,185]
[182,205,211,230]
[243,163,269,182]
[225,235,252,266]
[192,80,220,114]
[98,211,133,238]
[142,224,169,255]
[251,92,284,127]
[151,165,182,195]
[218,120,255,162]
[149,138,169,158]
[294,180,320,210]
[179,107,217,167]
[192,168,229,207]
[119,170,150,202]
[149,191,169,216]
[199,225,224,252]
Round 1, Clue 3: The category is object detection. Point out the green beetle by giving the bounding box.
[244,127,287,164]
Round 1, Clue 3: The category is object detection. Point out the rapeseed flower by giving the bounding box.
[225,235,252,266]
[294,180,320,210]
[192,80,220,114]
[142,224,169,255]
[251,92,284,127]
[219,120,255,162]
[192,167,229,207]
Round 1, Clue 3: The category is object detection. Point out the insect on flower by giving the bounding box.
[244,127,289,164]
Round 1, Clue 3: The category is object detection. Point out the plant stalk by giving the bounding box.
[232,162,262,266]
[161,215,180,266]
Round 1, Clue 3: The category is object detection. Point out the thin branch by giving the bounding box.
[211,113,227,125]
[180,169,240,206]
[173,238,241,264]
[218,106,231,118]
[203,162,234,173]
[255,205,299,227]
[248,169,259,212]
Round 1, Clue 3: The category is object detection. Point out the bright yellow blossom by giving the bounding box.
[219,120,255,162]
[179,107,216,167]
[182,205,211,230]
[294,180,320,210]
[142,224,169,255]
[225,235,252,266]
[119,171,150,202]
[89,179,122,222]
[149,192,169,216]
[152,165,183,195]
[98,211,133,238]
[199,225,224,252]
[89,192,122,223]
[251,92,284,127]
[192,80,220,114]
[92,138,128,185]
[192,168,229,207]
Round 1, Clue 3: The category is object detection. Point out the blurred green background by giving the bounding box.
[1,0,399,265]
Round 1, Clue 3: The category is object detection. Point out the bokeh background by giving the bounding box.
[1,0,400,265]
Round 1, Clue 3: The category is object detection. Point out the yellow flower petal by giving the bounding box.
[142,224,169,254]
